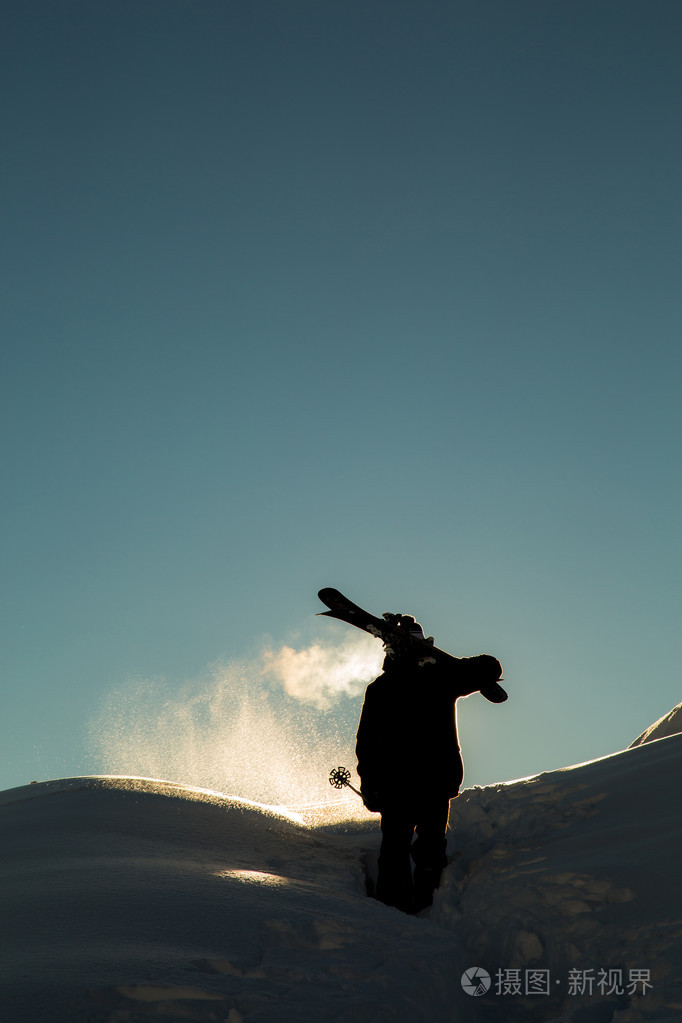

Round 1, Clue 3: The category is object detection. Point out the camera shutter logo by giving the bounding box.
[461,967,491,996]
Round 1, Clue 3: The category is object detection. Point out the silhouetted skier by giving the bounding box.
[355,613,505,914]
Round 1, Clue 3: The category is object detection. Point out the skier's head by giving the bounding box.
[380,613,427,672]
[382,612,426,641]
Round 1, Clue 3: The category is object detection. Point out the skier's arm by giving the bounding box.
[355,686,384,812]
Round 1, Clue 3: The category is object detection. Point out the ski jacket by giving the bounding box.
[355,654,502,811]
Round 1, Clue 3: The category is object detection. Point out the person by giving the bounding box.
[355,612,505,914]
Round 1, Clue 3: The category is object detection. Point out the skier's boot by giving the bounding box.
[376,858,413,913]
[411,865,442,913]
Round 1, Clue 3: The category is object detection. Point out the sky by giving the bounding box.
[1,0,680,798]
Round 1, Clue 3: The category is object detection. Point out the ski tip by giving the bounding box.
[480,681,509,704]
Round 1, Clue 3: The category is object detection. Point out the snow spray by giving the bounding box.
[86,633,382,808]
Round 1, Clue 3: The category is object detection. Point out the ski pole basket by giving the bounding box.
[328,765,362,797]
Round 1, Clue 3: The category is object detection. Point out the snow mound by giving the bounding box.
[0,775,471,1023]
[628,701,682,747]
[431,731,682,1022]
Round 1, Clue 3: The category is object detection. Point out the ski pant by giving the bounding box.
[376,797,450,913]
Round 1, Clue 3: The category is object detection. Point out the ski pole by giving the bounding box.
[328,765,362,798]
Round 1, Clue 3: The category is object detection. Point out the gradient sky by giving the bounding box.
[2,1,680,796]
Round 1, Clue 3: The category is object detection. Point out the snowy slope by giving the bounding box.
[434,731,682,1022]
[1,720,680,1023]
[0,776,471,1023]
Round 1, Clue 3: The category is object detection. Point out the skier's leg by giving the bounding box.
[411,798,450,911]
[376,806,415,912]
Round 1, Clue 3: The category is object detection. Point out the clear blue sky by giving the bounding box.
[1,1,680,797]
